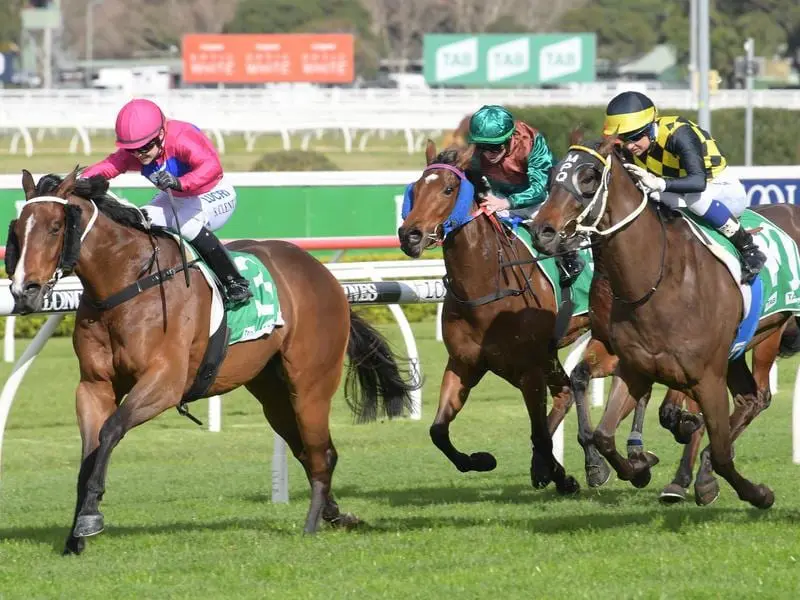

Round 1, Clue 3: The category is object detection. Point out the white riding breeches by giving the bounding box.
[657,168,748,218]
[145,178,237,242]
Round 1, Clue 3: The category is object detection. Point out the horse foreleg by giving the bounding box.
[693,372,774,509]
[570,338,616,487]
[429,358,491,473]
[63,380,117,556]
[694,341,779,506]
[71,368,186,544]
[524,367,579,495]
[593,365,655,487]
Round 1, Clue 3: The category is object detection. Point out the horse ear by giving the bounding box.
[425,139,437,165]
[569,126,585,145]
[54,166,80,198]
[456,144,475,170]
[599,134,620,155]
[21,169,35,200]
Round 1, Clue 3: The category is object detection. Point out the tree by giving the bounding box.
[60,0,237,60]
[0,0,24,47]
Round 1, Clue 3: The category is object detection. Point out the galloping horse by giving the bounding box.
[5,168,416,555]
[530,137,800,508]
[398,141,591,494]
[570,270,794,503]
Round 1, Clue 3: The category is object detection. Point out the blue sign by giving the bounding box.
[742,178,799,206]
[0,53,14,84]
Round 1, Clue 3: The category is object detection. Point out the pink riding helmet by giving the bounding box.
[114,98,165,149]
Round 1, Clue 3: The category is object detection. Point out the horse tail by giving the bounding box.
[778,315,800,357]
[344,310,419,423]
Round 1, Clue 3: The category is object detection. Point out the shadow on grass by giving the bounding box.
[0,515,297,555]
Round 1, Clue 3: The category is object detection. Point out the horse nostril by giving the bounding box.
[23,282,41,296]
[406,228,422,244]
[538,225,557,243]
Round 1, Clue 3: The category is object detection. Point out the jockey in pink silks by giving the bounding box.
[82,98,252,307]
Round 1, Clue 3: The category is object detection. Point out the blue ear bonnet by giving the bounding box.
[401,164,477,238]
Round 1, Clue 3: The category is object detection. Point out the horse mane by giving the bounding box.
[36,172,168,236]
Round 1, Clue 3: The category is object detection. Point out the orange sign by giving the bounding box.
[182,34,354,84]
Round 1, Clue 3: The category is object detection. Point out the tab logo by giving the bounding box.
[435,37,478,82]
[540,36,582,82]
[487,38,529,82]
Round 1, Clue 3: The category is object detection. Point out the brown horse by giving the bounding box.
[5,168,416,555]
[530,137,800,508]
[398,141,593,494]
[571,272,792,503]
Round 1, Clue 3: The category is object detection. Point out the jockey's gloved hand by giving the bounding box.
[624,163,666,194]
[151,171,182,191]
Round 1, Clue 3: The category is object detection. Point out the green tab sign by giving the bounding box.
[424,33,596,86]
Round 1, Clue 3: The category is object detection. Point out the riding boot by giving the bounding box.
[725,222,766,284]
[557,249,585,288]
[191,227,253,308]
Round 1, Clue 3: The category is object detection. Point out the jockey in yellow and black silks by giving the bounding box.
[467,104,584,286]
[603,91,766,283]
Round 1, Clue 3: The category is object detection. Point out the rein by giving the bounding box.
[440,201,539,308]
[26,195,199,312]
[556,145,667,305]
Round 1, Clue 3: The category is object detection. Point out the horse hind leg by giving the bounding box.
[245,357,358,531]
[566,338,615,488]
[660,396,705,504]
[525,367,579,495]
[658,389,704,444]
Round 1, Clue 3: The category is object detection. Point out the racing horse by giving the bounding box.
[5,168,416,555]
[529,136,800,508]
[398,141,590,494]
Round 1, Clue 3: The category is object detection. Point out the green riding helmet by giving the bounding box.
[468,105,515,145]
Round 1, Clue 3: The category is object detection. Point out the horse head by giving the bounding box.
[530,135,641,255]
[6,167,89,313]
[397,140,478,258]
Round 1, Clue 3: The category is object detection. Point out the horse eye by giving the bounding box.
[48,222,62,235]
[443,186,455,195]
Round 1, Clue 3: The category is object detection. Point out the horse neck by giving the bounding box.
[72,199,160,302]
[442,212,510,299]
[598,160,672,302]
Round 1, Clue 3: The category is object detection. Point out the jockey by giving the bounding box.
[82,98,253,307]
[467,104,584,287]
[603,90,766,283]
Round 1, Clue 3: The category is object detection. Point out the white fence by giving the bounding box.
[1,87,798,156]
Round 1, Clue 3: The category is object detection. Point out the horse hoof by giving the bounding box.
[327,512,362,529]
[644,451,660,468]
[469,452,497,472]
[62,536,85,556]
[659,483,688,504]
[674,414,704,444]
[585,460,612,488]
[695,479,721,506]
[753,484,775,510]
[630,467,652,489]
[556,475,581,496]
[73,513,104,538]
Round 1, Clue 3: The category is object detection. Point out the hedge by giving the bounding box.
[251,149,341,171]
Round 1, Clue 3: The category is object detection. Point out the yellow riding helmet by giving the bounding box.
[603,91,657,138]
